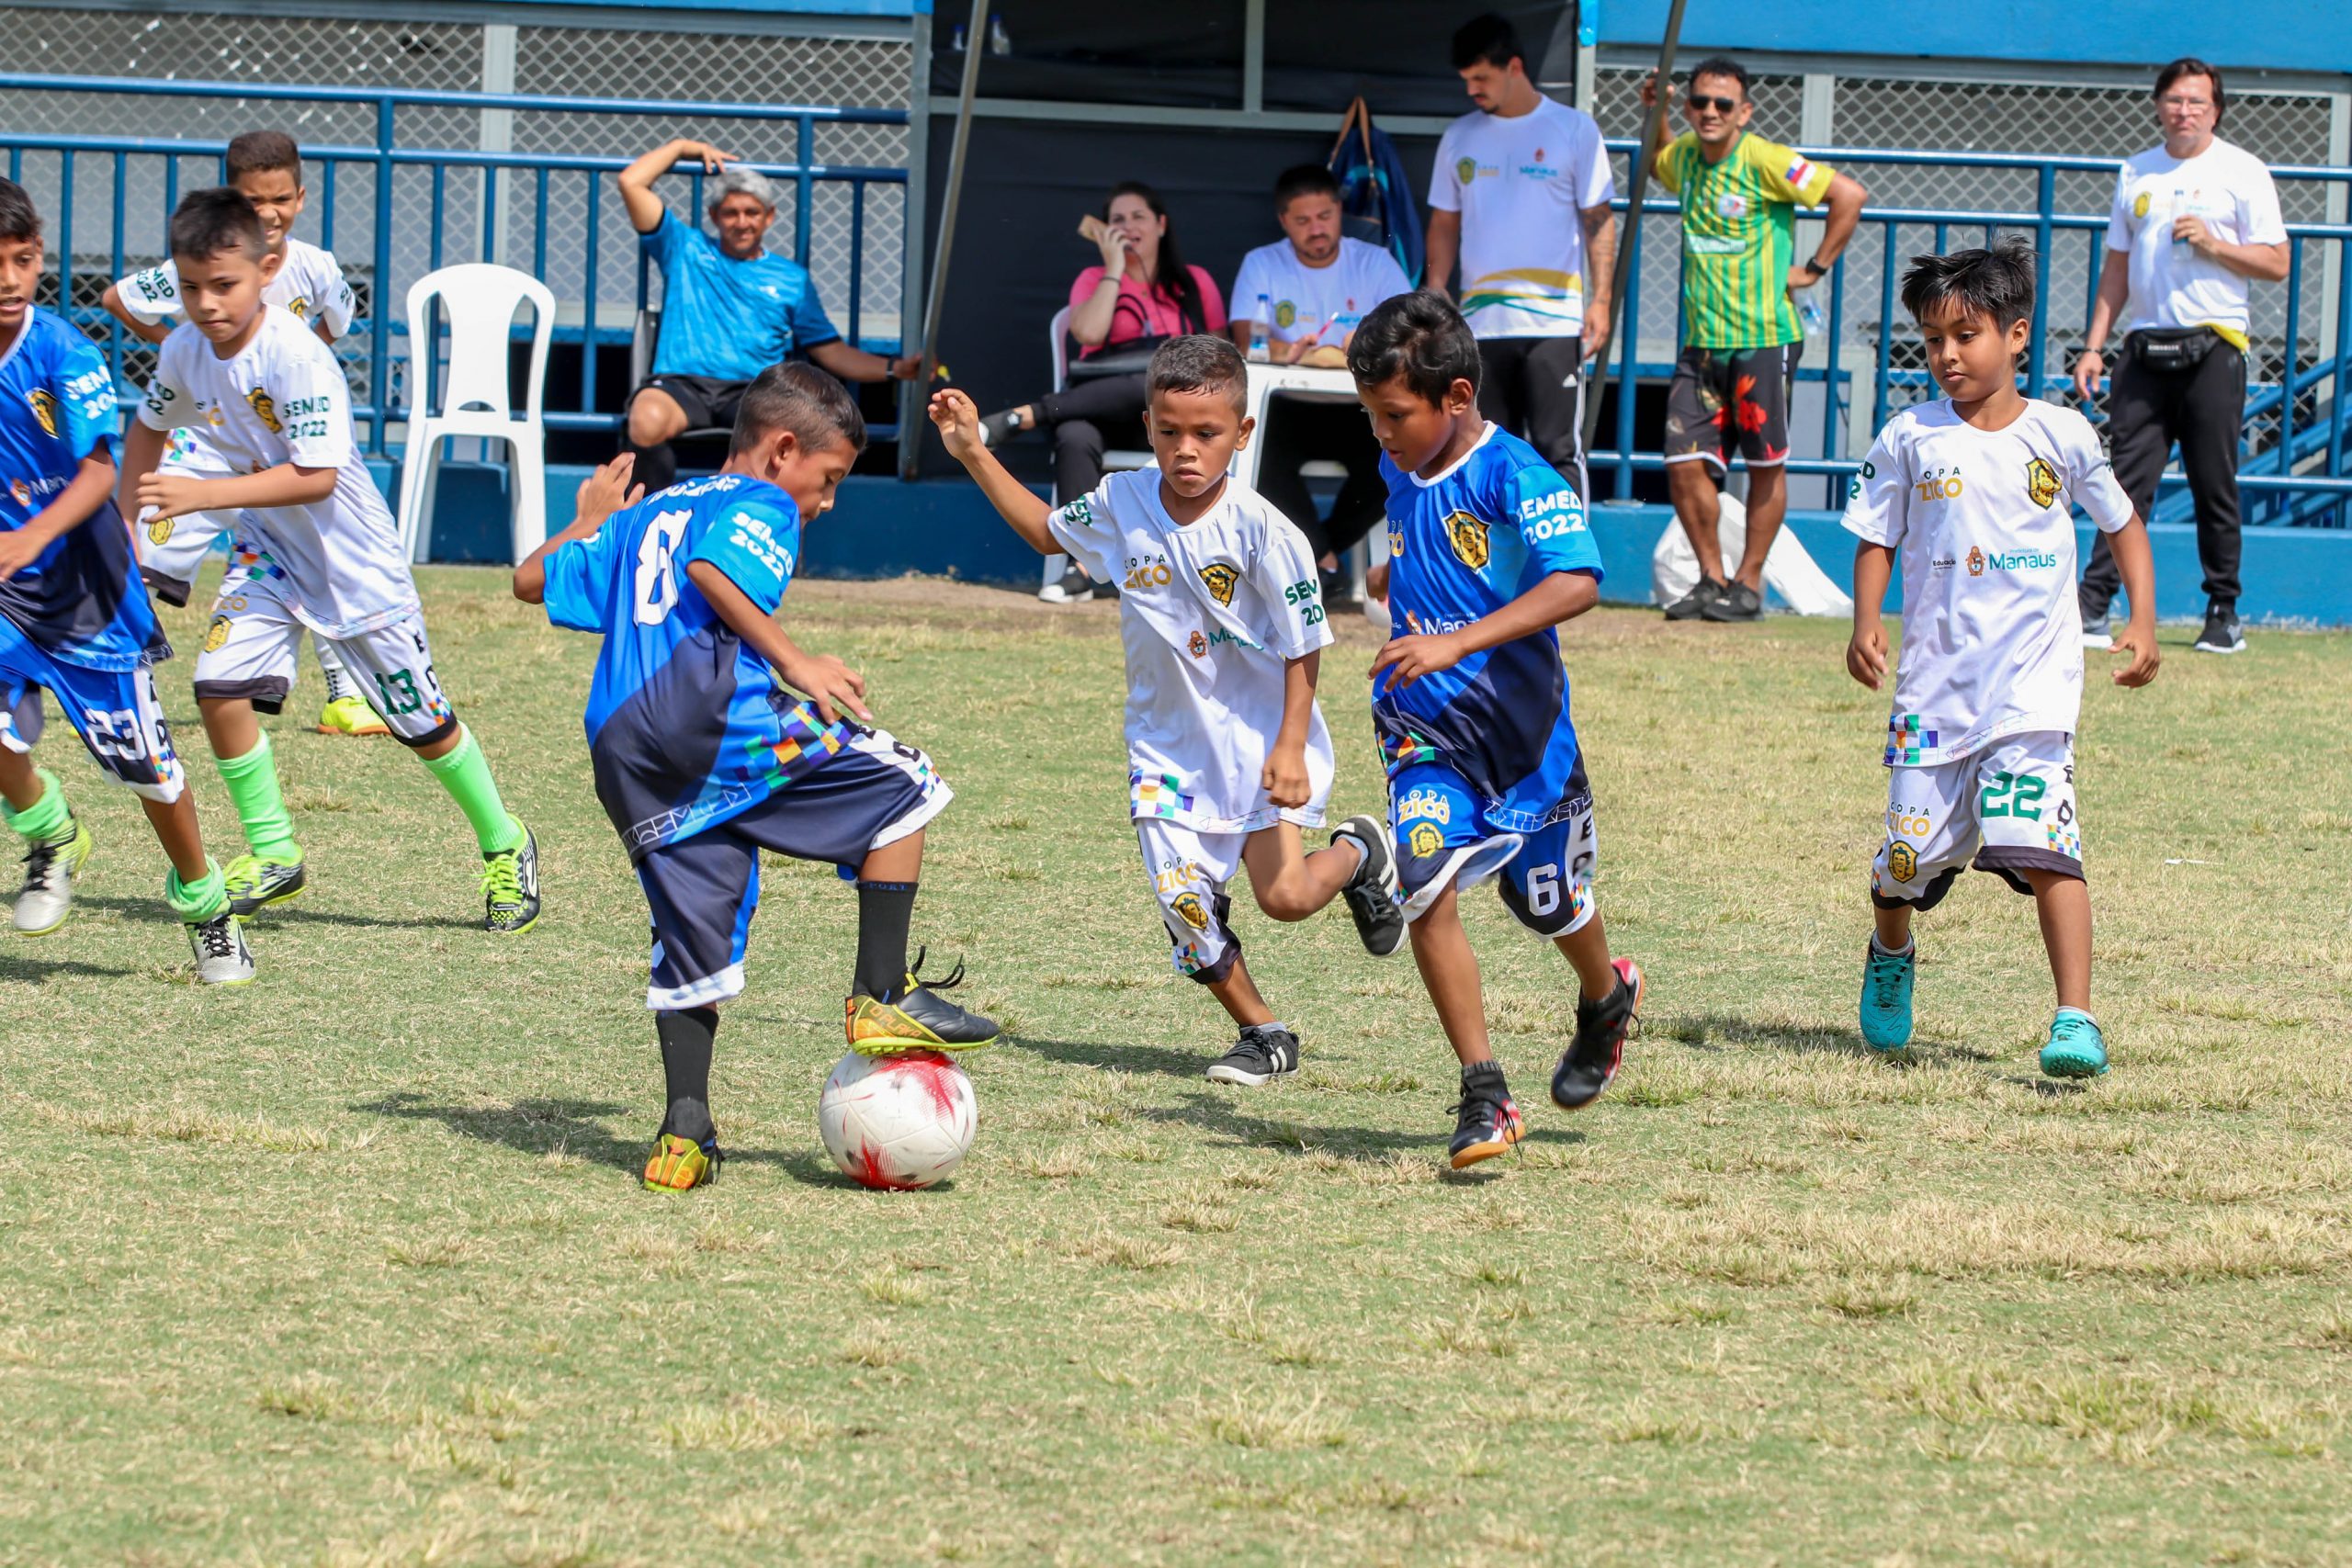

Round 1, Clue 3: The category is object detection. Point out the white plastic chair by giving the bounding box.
[1040,304,1156,593]
[395,264,555,565]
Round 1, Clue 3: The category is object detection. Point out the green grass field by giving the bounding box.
[2,567,2347,1566]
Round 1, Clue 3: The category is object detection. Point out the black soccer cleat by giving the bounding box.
[1448,1061,1524,1169]
[1207,1023,1300,1087]
[1332,814,1405,958]
[848,949,1001,1055]
[1553,957,1644,1111]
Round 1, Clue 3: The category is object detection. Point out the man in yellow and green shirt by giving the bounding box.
[1643,58,1865,621]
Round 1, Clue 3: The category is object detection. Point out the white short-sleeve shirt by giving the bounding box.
[2106,138,2286,340]
[139,306,417,638]
[1841,399,2135,765]
[1229,237,1413,347]
[1046,468,1338,832]
[114,237,357,341]
[1427,96,1614,339]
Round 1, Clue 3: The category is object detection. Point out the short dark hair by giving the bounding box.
[1146,333,1248,414]
[169,187,269,265]
[2154,57,2226,130]
[225,130,302,185]
[1450,12,1522,72]
[1688,57,1752,98]
[0,177,40,244]
[730,361,866,457]
[1348,290,1481,406]
[1272,164,1340,211]
[1900,239,2038,333]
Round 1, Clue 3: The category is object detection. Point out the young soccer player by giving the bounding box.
[0,177,252,981]
[1844,242,2159,1077]
[101,130,381,739]
[119,188,539,931]
[514,364,998,1192]
[1348,291,1643,1168]
[929,335,1404,1087]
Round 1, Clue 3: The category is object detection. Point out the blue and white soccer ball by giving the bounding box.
[819,1050,977,1190]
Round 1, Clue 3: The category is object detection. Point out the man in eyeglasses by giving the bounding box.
[2071,59,2287,657]
[1641,60,1865,622]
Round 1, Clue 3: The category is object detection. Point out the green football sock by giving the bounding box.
[215,735,302,863]
[420,727,525,856]
[1,767,73,843]
[165,859,229,923]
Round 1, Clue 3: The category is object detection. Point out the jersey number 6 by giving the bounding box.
[633,509,693,626]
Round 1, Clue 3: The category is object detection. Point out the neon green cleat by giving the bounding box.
[223,852,307,918]
[12,820,93,935]
[316,696,390,737]
[480,824,540,934]
[643,1131,721,1191]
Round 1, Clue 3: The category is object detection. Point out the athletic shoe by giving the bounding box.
[1332,815,1405,958]
[847,950,1001,1055]
[1037,565,1095,604]
[316,695,390,737]
[1553,957,1643,1110]
[481,823,540,934]
[2080,610,2113,650]
[1207,1023,1300,1087]
[1859,940,1916,1051]
[1662,577,1725,621]
[1700,581,1764,622]
[185,910,255,986]
[643,1130,722,1191]
[11,820,91,936]
[978,408,1025,449]
[2194,604,2245,655]
[223,853,306,919]
[1447,1061,1524,1169]
[2039,1010,2109,1079]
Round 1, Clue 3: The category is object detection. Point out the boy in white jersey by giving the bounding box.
[100,130,380,739]
[1843,242,2159,1078]
[119,188,541,933]
[930,336,1403,1087]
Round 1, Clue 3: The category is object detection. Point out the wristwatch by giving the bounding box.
[1800,254,1830,281]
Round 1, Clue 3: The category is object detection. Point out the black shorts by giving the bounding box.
[1664,343,1799,470]
[633,374,751,434]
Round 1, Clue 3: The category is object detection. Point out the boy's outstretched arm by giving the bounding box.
[927,389,1056,554]
[1369,569,1596,690]
[684,559,872,726]
[2103,517,2162,687]
[0,453,117,581]
[1262,651,1319,807]
[1847,541,1894,690]
[514,454,641,604]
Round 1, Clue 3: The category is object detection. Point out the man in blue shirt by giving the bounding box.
[618,138,918,493]
[515,362,995,1194]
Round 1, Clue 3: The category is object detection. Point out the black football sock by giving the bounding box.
[657,1006,718,1143]
[854,880,918,1002]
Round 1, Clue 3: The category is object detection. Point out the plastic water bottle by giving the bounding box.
[1248,293,1273,363]
[1796,287,1827,340]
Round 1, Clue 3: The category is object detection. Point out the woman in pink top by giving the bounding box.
[977,181,1227,600]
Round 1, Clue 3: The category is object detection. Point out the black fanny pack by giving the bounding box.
[2127,325,2220,372]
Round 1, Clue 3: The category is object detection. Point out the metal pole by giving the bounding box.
[1583,0,1689,464]
[916,0,988,405]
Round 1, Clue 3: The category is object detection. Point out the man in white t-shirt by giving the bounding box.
[2071,59,2289,656]
[1424,11,1615,495]
[1228,164,1414,594]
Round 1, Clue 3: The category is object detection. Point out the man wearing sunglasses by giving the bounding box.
[1642,60,1866,622]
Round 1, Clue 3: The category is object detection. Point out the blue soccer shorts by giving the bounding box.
[631,729,949,1010]
[1389,757,1598,939]
[0,618,186,804]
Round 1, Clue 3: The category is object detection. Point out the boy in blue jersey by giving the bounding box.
[515,363,997,1193]
[0,178,252,981]
[1350,291,1645,1168]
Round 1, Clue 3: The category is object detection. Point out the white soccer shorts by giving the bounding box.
[1136,818,1255,985]
[1872,729,2084,908]
[192,559,455,747]
[132,434,234,604]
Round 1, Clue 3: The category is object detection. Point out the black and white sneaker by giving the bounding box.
[185,910,255,987]
[1037,564,1096,604]
[1331,814,1404,957]
[1700,581,1763,621]
[2080,608,2112,649]
[1662,577,1724,621]
[2193,604,2245,655]
[1207,1023,1299,1087]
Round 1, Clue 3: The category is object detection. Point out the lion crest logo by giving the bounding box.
[1408,821,1444,859]
[147,514,176,546]
[1197,562,1238,606]
[288,297,310,320]
[1443,511,1489,570]
[202,615,232,653]
[25,389,58,438]
[245,388,283,434]
[2024,457,2060,510]
[1170,891,1211,931]
[1889,841,1917,883]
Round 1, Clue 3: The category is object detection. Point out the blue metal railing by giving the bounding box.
[1590,140,2352,527]
[0,73,909,454]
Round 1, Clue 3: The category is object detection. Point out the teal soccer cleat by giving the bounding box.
[1859,941,1915,1052]
[2039,1009,2109,1078]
